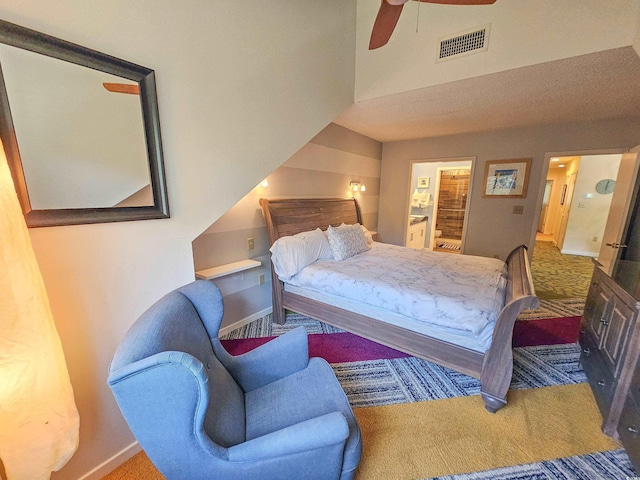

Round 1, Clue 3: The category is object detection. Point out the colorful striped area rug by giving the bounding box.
[221,312,635,479]
[353,383,619,479]
[103,309,634,480]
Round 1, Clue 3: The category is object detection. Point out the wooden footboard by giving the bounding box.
[260,198,539,413]
[480,245,539,412]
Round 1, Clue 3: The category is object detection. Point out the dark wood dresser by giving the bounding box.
[580,262,640,468]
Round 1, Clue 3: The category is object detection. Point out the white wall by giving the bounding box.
[563,154,622,256]
[379,118,640,261]
[356,0,640,101]
[0,2,356,479]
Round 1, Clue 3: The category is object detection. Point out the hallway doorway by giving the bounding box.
[532,150,632,302]
[539,153,622,256]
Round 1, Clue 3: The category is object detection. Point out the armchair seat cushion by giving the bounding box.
[246,357,362,475]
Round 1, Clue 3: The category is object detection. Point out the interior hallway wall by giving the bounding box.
[563,154,622,256]
[192,123,381,331]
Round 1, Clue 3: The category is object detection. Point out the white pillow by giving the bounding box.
[269,228,332,280]
[295,228,333,260]
[360,225,374,246]
[326,224,370,261]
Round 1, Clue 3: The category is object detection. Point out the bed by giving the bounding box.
[259,197,539,412]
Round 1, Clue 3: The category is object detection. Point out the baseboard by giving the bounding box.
[219,307,272,336]
[560,249,598,257]
[77,441,141,480]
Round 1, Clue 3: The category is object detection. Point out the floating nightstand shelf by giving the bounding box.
[195,259,261,280]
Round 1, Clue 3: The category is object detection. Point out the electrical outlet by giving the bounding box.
[512,205,524,214]
[593,236,598,242]
[247,237,254,250]
[258,273,265,285]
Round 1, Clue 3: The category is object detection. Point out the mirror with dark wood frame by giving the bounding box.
[0,19,169,227]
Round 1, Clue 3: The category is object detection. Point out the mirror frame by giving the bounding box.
[0,19,169,227]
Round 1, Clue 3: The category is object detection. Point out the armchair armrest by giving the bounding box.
[220,326,309,392]
[227,412,349,462]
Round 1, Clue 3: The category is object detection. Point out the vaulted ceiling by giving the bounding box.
[335,47,640,143]
[334,1,640,143]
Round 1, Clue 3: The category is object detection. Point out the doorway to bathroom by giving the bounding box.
[432,166,471,253]
[408,157,473,253]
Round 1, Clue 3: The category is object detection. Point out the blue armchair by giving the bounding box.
[108,280,361,480]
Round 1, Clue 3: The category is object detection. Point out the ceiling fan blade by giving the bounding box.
[418,0,496,4]
[369,1,405,50]
[102,82,139,95]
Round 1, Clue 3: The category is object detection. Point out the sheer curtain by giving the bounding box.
[0,145,79,480]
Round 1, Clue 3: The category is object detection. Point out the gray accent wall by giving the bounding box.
[192,123,381,330]
[378,117,640,261]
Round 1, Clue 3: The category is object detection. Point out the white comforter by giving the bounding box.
[285,242,507,336]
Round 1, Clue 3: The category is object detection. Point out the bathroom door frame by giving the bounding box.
[406,156,475,252]
[430,165,473,252]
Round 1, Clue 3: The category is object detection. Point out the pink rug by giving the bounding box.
[222,332,410,363]
[221,316,581,363]
[512,315,581,347]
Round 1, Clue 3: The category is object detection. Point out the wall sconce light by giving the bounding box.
[260,179,269,188]
[0,147,79,479]
[350,182,366,192]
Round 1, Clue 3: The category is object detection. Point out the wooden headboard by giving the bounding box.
[259,198,363,245]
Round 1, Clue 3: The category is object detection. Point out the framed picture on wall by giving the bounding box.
[483,158,532,198]
[417,176,430,188]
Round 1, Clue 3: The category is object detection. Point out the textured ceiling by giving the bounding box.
[334,47,640,143]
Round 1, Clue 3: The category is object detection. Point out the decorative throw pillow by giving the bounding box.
[335,223,372,245]
[327,224,370,261]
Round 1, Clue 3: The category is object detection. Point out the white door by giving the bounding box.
[558,173,578,251]
[538,180,553,233]
[598,148,640,274]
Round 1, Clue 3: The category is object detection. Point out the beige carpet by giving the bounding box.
[353,383,618,479]
[102,383,618,480]
[102,451,164,480]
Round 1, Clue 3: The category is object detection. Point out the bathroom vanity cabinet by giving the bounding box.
[407,220,426,250]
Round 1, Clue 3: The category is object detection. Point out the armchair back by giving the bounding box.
[109,289,245,451]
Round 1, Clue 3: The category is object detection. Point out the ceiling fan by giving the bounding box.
[102,82,139,95]
[369,0,496,50]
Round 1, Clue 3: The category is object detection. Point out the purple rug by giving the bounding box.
[222,316,581,363]
[222,332,410,363]
[512,315,581,347]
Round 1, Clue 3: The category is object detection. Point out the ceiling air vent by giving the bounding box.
[437,24,490,63]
